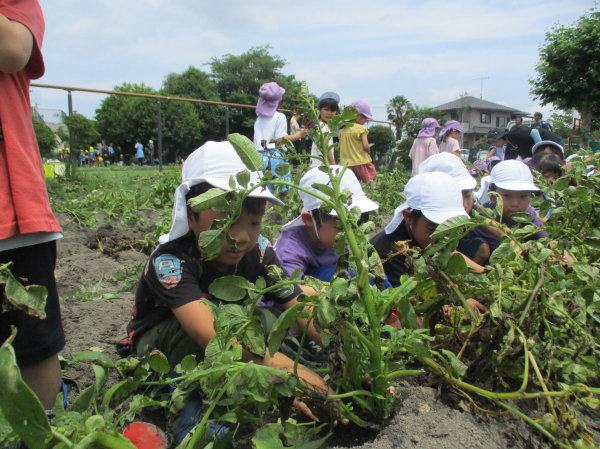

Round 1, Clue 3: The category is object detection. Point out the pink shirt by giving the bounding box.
[439,137,460,154]
[409,137,439,176]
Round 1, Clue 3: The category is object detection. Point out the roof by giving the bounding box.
[433,96,529,115]
[464,126,493,134]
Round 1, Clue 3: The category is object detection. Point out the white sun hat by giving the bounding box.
[385,172,468,234]
[532,140,564,157]
[280,165,379,232]
[159,141,283,244]
[418,152,477,190]
[490,160,540,192]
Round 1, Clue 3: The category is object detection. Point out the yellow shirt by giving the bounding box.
[339,124,371,167]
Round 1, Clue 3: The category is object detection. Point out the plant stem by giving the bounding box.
[342,320,376,354]
[385,369,423,380]
[518,266,544,327]
[436,269,479,321]
[528,351,559,423]
[74,431,137,449]
[328,390,374,399]
[293,308,315,378]
[51,429,75,448]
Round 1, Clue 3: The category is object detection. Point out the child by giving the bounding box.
[290,109,303,168]
[253,82,308,200]
[527,152,563,184]
[339,101,378,184]
[438,120,462,155]
[486,128,508,161]
[371,172,484,288]
[274,165,379,282]
[310,92,339,169]
[408,118,440,176]
[468,160,549,253]
[531,140,565,163]
[418,153,491,264]
[135,139,144,166]
[123,141,335,435]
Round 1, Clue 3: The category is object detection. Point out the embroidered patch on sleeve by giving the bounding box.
[154,254,182,289]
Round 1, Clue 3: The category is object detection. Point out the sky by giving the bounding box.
[33,0,595,125]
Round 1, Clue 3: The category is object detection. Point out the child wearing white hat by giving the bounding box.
[468,160,549,253]
[121,141,334,431]
[371,172,484,289]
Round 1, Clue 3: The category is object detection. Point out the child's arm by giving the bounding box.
[452,251,486,273]
[327,146,336,165]
[360,132,372,154]
[284,128,310,142]
[0,13,33,73]
[486,148,496,160]
[283,285,325,349]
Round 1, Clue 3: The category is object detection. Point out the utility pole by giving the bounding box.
[472,77,489,99]
[225,106,229,138]
[157,100,163,173]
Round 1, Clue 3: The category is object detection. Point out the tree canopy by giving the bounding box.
[530,10,600,142]
[368,125,396,168]
[207,45,302,136]
[386,95,412,140]
[63,112,100,152]
[32,118,57,158]
[404,105,447,138]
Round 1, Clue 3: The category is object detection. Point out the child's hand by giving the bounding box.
[300,128,310,137]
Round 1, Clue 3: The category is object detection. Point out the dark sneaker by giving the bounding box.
[281,335,328,367]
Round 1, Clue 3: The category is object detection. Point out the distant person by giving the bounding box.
[108,143,115,164]
[408,118,440,176]
[147,139,154,166]
[510,117,523,131]
[101,140,108,167]
[0,0,66,412]
[88,146,95,167]
[289,110,303,168]
[339,100,377,185]
[310,92,339,169]
[438,120,462,155]
[532,112,551,131]
[135,138,144,166]
[486,128,508,161]
[253,81,309,201]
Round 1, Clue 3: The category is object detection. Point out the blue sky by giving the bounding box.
[33,0,595,124]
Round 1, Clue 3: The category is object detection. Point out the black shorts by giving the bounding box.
[0,240,65,366]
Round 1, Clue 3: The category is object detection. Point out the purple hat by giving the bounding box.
[487,156,501,162]
[351,101,372,120]
[439,120,462,138]
[256,82,285,117]
[418,118,441,137]
[474,160,489,173]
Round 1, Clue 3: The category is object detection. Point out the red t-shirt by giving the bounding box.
[0,0,61,240]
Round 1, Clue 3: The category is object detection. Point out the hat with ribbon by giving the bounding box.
[159,141,283,244]
[256,82,285,117]
[385,172,468,234]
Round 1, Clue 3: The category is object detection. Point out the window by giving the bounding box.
[480,111,491,124]
[450,112,459,121]
[496,116,507,127]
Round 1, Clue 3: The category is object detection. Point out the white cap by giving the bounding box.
[159,141,282,244]
[418,152,477,190]
[490,160,540,192]
[281,166,378,232]
[385,172,468,234]
[532,140,564,156]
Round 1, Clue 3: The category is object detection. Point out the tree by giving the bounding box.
[403,105,447,138]
[391,137,415,172]
[63,112,100,153]
[386,95,412,140]
[368,125,396,168]
[530,10,600,147]
[207,45,303,136]
[32,118,57,158]
[161,66,224,142]
[549,110,575,141]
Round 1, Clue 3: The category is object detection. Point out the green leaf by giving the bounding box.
[551,176,570,191]
[228,133,264,172]
[93,364,108,396]
[333,231,347,256]
[0,330,51,449]
[399,296,417,330]
[188,188,229,213]
[71,351,115,368]
[252,423,285,449]
[429,215,472,240]
[209,276,250,302]
[2,275,47,318]
[71,385,96,414]
[198,229,225,260]
[148,350,170,375]
[488,192,503,221]
[180,355,198,373]
[317,296,337,328]
[237,170,251,188]
[85,415,105,432]
[239,316,266,357]
[572,263,600,281]
[310,182,334,198]
[229,176,236,189]
[268,303,308,357]
[445,252,469,276]
[440,349,467,379]
[290,267,301,280]
[274,162,291,177]
[510,212,533,223]
[403,334,430,357]
[121,395,167,423]
[491,241,515,262]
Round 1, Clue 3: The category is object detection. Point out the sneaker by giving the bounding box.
[280,335,328,367]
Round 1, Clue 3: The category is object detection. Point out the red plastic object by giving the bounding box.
[123,422,169,449]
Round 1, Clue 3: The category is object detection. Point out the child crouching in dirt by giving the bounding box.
[120,142,344,442]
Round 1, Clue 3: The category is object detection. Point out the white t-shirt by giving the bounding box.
[253,112,288,153]
[310,121,332,168]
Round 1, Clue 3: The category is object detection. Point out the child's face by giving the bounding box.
[490,137,508,147]
[493,187,532,217]
[302,212,343,249]
[539,145,564,161]
[188,207,264,271]
[462,190,474,215]
[402,210,439,248]
[319,106,337,122]
[543,170,560,184]
[355,114,368,125]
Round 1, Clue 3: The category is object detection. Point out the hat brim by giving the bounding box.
[204,175,284,206]
[494,181,540,192]
[457,176,477,191]
[488,131,509,142]
[532,140,564,155]
[422,208,469,225]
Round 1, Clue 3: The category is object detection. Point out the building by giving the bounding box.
[433,96,530,149]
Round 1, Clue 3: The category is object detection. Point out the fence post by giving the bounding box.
[157,99,163,173]
[225,106,229,138]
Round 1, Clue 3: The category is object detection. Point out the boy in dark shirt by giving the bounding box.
[124,141,332,424]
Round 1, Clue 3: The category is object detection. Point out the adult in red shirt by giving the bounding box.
[0,0,65,410]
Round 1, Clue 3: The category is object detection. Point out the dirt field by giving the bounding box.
[54,211,545,448]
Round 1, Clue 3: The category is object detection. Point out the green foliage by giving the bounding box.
[63,112,101,153]
[208,45,302,136]
[362,169,409,215]
[0,263,48,318]
[404,105,447,138]
[386,95,412,140]
[368,125,396,168]
[394,137,415,172]
[32,118,57,158]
